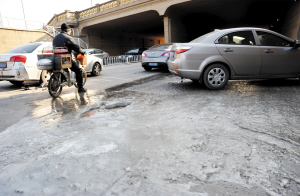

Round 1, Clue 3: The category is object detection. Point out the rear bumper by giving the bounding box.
[168,58,201,80]
[0,68,30,81]
[142,57,169,68]
[142,62,168,69]
[142,57,168,64]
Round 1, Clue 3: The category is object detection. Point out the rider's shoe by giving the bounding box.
[78,87,87,93]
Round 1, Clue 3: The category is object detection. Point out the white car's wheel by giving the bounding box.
[91,63,101,76]
[40,70,51,86]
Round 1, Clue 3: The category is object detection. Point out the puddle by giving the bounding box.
[32,74,168,118]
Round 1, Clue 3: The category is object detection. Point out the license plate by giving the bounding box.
[149,63,157,66]
[0,62,7,68]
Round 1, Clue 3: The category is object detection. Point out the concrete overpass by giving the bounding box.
[48,0,300,55]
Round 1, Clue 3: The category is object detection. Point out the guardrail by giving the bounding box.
[42,26,92,49]
[74,38,93,49]
[103,55,142,65]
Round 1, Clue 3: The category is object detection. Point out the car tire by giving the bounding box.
[144,67,152,71]
[203,64,229,90]
[40,70,50,85]
[91,63,101,76]
[9,81,24,86]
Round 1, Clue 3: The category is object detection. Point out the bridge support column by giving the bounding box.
[164,16,171,43]
[282,1,300,40]
[163,15,188,43]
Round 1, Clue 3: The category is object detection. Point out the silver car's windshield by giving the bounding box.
[6,43,42,54]
[189,31,218,43]
[150,44,172,50]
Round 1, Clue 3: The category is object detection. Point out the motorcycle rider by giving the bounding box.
[53,23,87,93]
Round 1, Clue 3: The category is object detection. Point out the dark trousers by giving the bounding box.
[71,60,83,87]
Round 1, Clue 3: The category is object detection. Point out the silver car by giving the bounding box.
[142,43,173,71]
[83,48,109,59]
[168,28,300,90]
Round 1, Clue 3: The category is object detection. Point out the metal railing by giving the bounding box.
[43,25,60,36]
[74,38,93,49]
[103,55,142,65]
[43,26,92,49]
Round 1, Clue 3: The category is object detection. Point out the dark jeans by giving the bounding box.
[71,60,83,87]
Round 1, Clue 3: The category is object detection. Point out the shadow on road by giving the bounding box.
[0,81,42,92]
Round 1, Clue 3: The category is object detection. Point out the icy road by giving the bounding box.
[0,63,300,196]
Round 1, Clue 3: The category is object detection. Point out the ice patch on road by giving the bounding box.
[53,141,118,156]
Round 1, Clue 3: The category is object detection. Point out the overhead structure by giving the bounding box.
[47,0,300,55]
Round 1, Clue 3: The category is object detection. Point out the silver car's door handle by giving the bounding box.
[265,49,274,53]
[224,48,233,52]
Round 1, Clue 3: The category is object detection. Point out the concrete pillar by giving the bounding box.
[65,10,71,19]
[86,34,90,44]
[282,1,300,40]
[164,16,171,43]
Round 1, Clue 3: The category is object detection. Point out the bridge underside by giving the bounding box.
[81,0,299,55]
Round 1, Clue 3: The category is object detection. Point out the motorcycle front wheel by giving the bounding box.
[48,72,63,98]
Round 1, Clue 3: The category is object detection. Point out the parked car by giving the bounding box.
[83,48,109,59]
[119,48,147,61]
[168,27,300,90]
[79,49,103,76]
[0,42,52,86]
[142,43,173,71]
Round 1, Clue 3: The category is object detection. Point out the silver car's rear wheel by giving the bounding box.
[203,64,229,90]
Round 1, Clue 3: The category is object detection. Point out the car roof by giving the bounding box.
[195,27,293,43]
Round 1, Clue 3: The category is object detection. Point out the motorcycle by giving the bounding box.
[37,49,87,98]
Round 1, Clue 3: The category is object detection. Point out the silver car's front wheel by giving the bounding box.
[203,64,229,90]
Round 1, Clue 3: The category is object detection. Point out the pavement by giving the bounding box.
[0,63,300,195]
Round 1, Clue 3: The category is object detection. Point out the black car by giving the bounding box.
[119,48,147,60]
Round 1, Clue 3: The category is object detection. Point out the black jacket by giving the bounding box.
[53,31,85,55]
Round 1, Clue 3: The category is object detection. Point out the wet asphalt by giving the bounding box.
[0,63,300,195]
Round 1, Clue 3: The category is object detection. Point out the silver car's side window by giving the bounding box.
[95,50,103,54]
[218,31,256,45]
[256,31,293,47]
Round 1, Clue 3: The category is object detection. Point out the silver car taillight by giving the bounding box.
[175,47,191,54]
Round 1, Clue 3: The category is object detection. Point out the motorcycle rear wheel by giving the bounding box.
[48,72,63,98]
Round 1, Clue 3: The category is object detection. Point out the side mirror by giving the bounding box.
[294,40,300,48]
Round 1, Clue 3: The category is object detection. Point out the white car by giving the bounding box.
[80,49,103,76]
[0,42,103,86]
[0,42,52,86]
